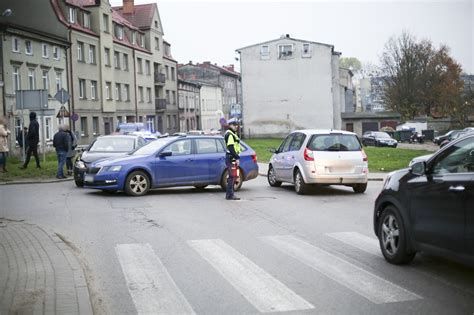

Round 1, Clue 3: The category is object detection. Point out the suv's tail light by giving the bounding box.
[362,149,368,162]
[304,147,314,161]
[251,153,257,163]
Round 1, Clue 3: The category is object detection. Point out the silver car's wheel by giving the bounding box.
[125,171,150,196]
[267,166,282,187]
[294,170,309,195]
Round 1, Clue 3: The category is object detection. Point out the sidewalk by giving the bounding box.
[257,163,387,181]
[0,219,93,314]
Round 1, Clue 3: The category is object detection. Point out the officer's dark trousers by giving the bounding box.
[225,155,236,199]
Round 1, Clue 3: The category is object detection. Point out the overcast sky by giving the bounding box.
[110,0,474,74]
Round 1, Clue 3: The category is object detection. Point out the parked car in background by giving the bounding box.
[83,135,259,196]
[362,131,398,148]
[374,133,474,265]
[440,130,474,148]
[74,135,147,187]
[116,122,147,134]
[433,129,461,145]
[267,130,368,194]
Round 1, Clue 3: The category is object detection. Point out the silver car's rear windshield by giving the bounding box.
[89,137,135,152]
[131,137,175,155]
[307,134,361,151]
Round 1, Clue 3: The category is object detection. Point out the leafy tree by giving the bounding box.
[379,32,471,124]
[340,57,362,72]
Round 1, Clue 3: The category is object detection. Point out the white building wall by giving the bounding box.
[240,39,338,138]
[200,85,222,131]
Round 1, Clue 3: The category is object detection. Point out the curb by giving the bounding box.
[0,177,73,186]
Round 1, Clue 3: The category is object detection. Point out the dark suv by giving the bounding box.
[373,134,474,265]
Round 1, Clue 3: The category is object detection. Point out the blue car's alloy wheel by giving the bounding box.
[125,171,150,196]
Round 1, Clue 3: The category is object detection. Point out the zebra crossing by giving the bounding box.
[116,232,423,314]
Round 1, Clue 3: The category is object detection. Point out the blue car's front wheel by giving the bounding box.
[125,170,150,196]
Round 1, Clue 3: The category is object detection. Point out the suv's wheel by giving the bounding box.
[353,183,367,193]
[75,180,84,187]
[294,169,309,195]
[267,165,282,187]
[378,206,416,264]
[124,171,150,196]
[220,168,243,191]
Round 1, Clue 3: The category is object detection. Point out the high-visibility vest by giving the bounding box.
[225,129,241,154]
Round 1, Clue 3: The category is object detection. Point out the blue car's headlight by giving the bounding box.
[75,160,86,169]
[101,165,122,172]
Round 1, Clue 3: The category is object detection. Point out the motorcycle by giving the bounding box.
[409,132,425,144]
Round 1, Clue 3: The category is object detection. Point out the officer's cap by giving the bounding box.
[228,118,240,125]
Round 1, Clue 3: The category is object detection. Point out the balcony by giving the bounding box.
[155,98,167,110]
[154,72,166,85]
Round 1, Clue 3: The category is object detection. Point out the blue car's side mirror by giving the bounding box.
[159,151,172,158]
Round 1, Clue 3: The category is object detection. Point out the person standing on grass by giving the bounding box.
[20,111,41,169]
[53,124,70,179]
[65,125,77,175]
[0,116,11,173]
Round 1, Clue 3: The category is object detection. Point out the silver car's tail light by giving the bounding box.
[304,147,314,161]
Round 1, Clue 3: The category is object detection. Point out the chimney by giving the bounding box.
[286,34,290,38]
[188,60,193,65]
[123,0,134,14]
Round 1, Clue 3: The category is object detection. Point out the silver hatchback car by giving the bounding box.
[267,130,369,194]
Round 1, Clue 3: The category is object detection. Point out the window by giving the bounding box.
[114,51,120,69]
[12,67,21,91]
[55,72,62,92]
[28,68,36,89]
[89,45,96,64]
[139,34,144,47]
[165,65,169,79]
[165,139,192,156]
[302,43,311,57]
[289,133,306,151]
[138,86,144,102]
[146,87,152,103]
[278,44,293,58]
[172,91,176,105]
[42,70,49,90]
[80,117,88,136]
[42,43,49,58]
[171,67,175,81]
[79,79,86,99]
[196,138,220,154]
[154,20,158,28]
[122,54,129,71]
[145,60,151,75]
[122,84,129,101]
[45,117,53,140]
[137,58,143,74]
[77,41,84,61]
[115,24,123,40]
[104,48,110,66]
[131,32,136,45]
[260,45,270,59]
[53,46,60,60]
[92,117,99,135]
[103,14,109,32]
[278,134,294,153]
[146,116,155,132]
[432,138,474,174]
[167,115,171,128]
[154,37,159,50]
[90,81,97,100]
[12,37,20,52]
[25,40,33,55]
[69,7,76,23]
[173,115,177,128]
[115,83,121,101]
[166,90,170,103]
[83,12,90,28]
[105,81,112,100]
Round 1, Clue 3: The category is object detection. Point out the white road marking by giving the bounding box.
[188,239,314,313]
[326,232,382,256]
[115,243,195,315]
[261,235,422,304]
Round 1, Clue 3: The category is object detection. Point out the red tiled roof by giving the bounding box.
[164,55,177,63]
[112,8,140,31]
[71,23,98,37]
[65,0,97,8]
[113,3,156,30]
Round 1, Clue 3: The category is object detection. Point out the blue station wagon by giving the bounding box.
[83,135,259,196]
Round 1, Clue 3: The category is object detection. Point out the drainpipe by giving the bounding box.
[132,49,138,121]
[67,28,74,131]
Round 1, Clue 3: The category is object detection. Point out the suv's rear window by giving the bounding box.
[307,134,361,151]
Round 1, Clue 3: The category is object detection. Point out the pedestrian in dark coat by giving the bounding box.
[53,124,70,179]
[20,111,41,169]
[65,125,77,175]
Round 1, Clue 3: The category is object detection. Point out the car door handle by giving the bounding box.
[449,185,465,192]
[185,159,194,162]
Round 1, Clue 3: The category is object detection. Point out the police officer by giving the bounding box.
[224,118,241,200]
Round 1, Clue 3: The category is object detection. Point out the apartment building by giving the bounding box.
[178,79,200,131]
